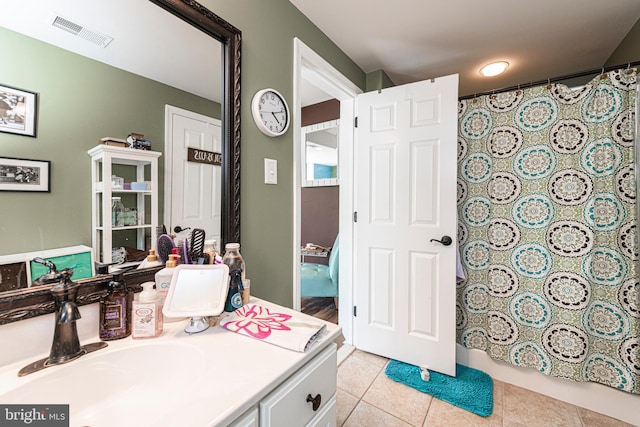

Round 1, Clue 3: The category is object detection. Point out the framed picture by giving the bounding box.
[0,84,37,137]
[0,156,50,192]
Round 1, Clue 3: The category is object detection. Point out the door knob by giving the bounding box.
[430,236,453,246]
[173,226,191,233]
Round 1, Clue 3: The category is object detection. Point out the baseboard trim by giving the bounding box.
[337,343,355,366]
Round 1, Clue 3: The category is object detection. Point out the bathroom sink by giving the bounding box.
[0,298,342,427]
[1,340,206,426]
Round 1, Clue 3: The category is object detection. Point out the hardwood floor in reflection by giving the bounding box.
[301,297,338,324]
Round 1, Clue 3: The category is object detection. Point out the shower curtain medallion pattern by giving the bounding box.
[456,68,639,394]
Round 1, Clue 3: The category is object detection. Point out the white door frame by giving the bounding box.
[292,38,362,344]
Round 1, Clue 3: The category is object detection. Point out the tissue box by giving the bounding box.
[131,182,147,191]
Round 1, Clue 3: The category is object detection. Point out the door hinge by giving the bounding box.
[353,211,358,222]
[353,306,357,317]
[354,116,358,128]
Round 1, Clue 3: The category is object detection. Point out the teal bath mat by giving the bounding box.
[385,360,493,417]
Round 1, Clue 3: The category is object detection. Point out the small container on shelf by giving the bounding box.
[131,182,148,191]
[111,174,124,189]
[122,208,138,226]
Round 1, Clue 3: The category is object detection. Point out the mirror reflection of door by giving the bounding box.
[300,98,340,324]
[164,105,222,247]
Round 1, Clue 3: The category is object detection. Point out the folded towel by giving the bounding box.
[219,304,327,352]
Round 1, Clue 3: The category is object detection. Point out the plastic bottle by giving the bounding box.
[137,249,163,269]
[132,282,163,338]
[203,239,218,264]
[155,256,178,303]
[111,197,125,227]
[170,247,182,264]
[155,255,184,323]
[99,272,132,340]
[240,278,251,305]
[222,243,245,312]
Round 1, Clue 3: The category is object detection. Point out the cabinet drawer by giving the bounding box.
[260,344,337,427]
[306,394,336,427]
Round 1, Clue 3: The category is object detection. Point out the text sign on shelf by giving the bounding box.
[187,147,221,166]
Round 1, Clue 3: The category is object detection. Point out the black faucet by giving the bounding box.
[18,259,108,376]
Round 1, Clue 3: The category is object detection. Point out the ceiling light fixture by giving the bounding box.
[480,61,509,77]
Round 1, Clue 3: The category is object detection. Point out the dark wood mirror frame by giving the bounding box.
[0,0,241,325]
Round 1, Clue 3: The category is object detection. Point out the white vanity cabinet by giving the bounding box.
[227,343,337,427]
[87,145,161,264]
[260,344,337,427]
[229,407,259,427]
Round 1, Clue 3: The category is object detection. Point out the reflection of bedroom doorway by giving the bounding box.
[299,102,340,324]
[293,38,362,343]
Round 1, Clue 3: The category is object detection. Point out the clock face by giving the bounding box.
[252,89,290,136]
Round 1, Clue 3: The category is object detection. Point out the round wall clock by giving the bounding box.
[251,88,290,137]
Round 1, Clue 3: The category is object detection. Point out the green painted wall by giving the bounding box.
[0,26,220,255]
[200,1,366,307]
[366,69,395,91]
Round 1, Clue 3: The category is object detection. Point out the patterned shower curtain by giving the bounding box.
[456,68,639,393]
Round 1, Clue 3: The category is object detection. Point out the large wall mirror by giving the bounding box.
[0,0,240,324]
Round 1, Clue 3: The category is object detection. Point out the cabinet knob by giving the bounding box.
[306,393,322,411]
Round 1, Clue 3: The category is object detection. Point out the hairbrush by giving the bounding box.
[156,234,175,264]
[189,228,206,263]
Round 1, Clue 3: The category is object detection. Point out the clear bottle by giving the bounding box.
[132,282,163,339]
[222,243,245,311]
[111,197,125,227]
[222,243,245,279]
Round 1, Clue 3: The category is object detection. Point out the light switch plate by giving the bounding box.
[264,158,277,184]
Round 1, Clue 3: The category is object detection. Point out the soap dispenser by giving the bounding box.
[137,249,162,269]
[99,272,132,340]
[132,282,163,339]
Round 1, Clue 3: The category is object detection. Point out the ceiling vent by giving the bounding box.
[51,15,113,48]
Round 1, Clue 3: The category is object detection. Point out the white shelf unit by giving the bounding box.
[88,145,162,264]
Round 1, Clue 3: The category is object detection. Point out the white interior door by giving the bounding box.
[164,105,221,243]
[354,75,458,376]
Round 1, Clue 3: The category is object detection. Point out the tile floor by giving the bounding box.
[336,347,635,427]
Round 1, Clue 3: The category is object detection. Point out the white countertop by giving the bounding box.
[0,298,342,426]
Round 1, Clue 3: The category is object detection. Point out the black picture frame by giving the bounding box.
[0,156,50,192]
[0,83,37,137]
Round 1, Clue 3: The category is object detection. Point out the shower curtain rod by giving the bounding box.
[459,60,640,101]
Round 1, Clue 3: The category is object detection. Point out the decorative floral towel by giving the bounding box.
[219,304,327,352]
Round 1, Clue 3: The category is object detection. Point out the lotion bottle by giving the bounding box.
[155,255,178,303]
[99,272,131,340]
[155,255,184,323]
[137,249,162,269]
[132,282,163,338]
